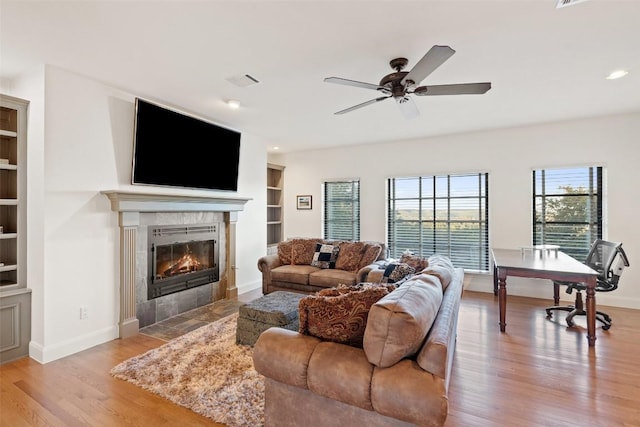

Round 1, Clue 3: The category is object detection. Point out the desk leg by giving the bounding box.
[586,279,597,347]
[498,276,507,332]
[493,263,498,296]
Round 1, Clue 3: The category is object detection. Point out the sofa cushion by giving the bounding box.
[271,264,320,285]
[291,238,320,265]
[277,239,293,265]
[334,241,366,272]
[381,262,416,284]
[310,243,340,269]
[424,255,456,290]
[399,253,429,271]
[363,275,444,368]
[358,243,383,270]
[299,283,395,347]
[308,269,358,288]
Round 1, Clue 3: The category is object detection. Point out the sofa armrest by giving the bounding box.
[257,254,282,294]
[417,268,464,382]
[257,254,282,272]
[253,327,321,389]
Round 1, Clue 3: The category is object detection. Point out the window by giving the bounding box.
[323,180,360,241]
[387,173,489,271]
[533,166,603,261]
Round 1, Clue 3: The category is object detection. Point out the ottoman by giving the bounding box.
[236,291,305,346]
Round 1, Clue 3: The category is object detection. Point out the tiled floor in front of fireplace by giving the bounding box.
[139,288,262,341]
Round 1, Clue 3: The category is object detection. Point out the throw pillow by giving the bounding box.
[424,255,456,290]
[363,275,444,368]
[291,238,320,265]
[277,240,293,265]
[311,243,340,269]
[334,241,366,272]
[399,253,429,272]
[381,262,416,284]
[298,283,395,347]
[358,243,383,270]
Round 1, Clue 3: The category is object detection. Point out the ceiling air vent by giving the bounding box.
[226,74,260,87]
[556,0,589,8]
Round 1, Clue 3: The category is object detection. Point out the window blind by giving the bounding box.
[323,180,360,241]
[533,166,603,261]
[387,173,489,272]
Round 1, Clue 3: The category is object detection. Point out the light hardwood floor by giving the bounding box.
[1,290,639,426]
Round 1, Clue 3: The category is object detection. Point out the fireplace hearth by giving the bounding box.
[148,224,219,299]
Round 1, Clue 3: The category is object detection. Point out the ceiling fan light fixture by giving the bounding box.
[605,69,629,80]
[556,0,589,8]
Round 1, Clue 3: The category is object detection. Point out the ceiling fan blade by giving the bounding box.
[334,96,390,115]
[401,45,456,87]
[324,77,383,91]
[413,82,492,96]
[395,96,419,119]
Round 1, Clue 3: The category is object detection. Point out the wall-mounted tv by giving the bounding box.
[132,98,241,191]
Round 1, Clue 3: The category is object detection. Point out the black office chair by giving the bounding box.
[545,239,630,330]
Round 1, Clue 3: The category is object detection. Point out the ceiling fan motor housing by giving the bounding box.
[379,71,409,96]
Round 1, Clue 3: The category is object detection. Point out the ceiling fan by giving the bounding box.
[324,45,491,119]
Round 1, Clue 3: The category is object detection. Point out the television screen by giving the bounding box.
[132,98,241,191]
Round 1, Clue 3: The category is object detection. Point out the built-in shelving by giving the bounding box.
[1,94,31,364]
[267,164,284,252]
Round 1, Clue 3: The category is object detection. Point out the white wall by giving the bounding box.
[273,113,640,309]
[8,66,266,363]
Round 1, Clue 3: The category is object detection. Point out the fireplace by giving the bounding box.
[147,224,219,299]
[102,190,250,338]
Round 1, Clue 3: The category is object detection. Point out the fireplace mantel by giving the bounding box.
[102,190,250,338]
[101,190,250,213]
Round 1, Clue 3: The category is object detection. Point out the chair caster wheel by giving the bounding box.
[545,310,553,319]
[602,324,611,331]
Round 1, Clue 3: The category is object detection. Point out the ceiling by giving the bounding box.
[1,1,639,153]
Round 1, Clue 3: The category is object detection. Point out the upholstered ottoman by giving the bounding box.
[236,291,305,346]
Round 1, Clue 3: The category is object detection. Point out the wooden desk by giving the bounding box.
[491,248,599,347]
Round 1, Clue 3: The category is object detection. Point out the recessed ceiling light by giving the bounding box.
[605,70,629,80]
[271,146,280,151]
[226,99,241,109]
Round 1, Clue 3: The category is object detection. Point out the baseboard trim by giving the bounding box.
[29,325,119,364]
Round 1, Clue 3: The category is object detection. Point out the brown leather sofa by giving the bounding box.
[258,238,387,295]
[253,260,464,427]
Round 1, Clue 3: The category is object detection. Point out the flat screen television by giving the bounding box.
[132,97,241,191]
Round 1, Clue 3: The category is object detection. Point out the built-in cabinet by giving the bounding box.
[267,163,284,254]
[0,94,31,364]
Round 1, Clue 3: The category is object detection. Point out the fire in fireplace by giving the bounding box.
[147,224,219,299]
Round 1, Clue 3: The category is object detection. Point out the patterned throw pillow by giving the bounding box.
[298,283,396,347]
[399,253,429,272]
[334,241,366,272]
[311,243,340,269]
[291,238,320,265]
[277,240,293,265]
[358,243,383,269]
[381,262,416,284]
